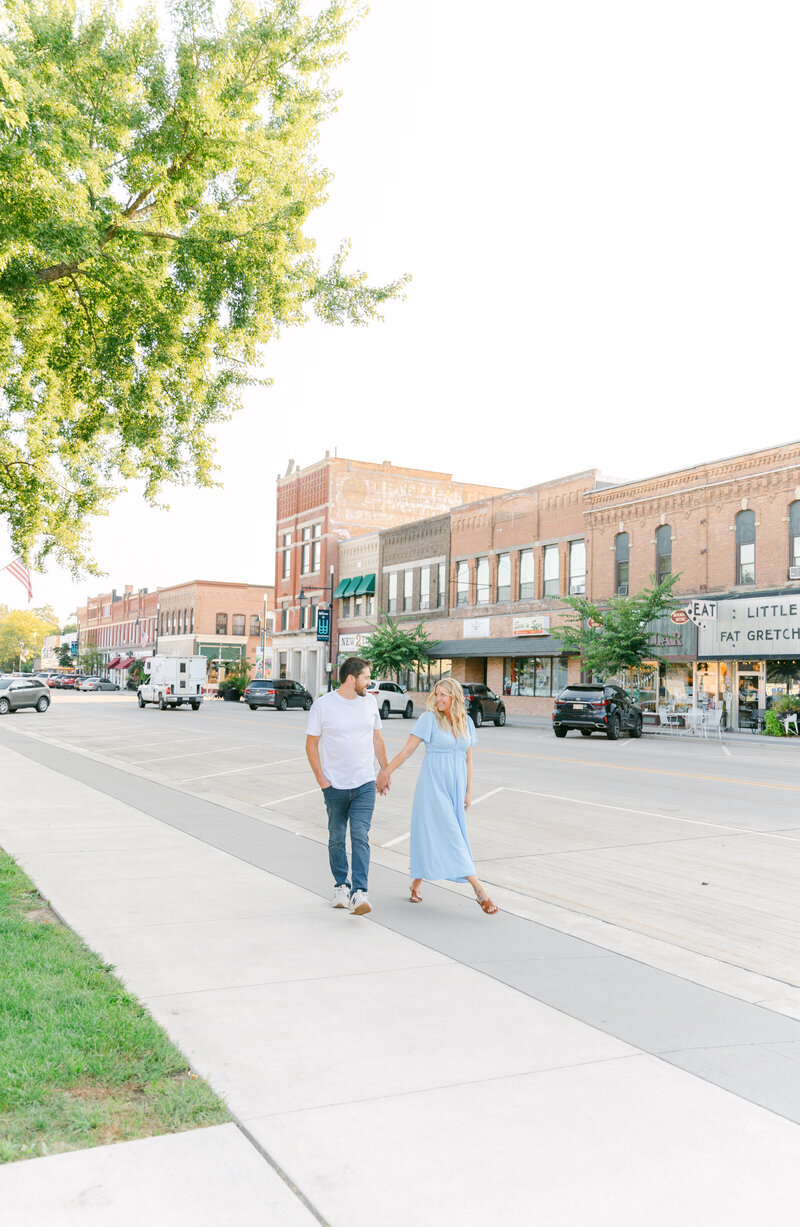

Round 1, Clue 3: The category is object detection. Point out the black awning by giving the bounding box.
[427,635,573,659]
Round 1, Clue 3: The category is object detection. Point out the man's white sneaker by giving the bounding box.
[349,890,372,916]
[332,885,351,909]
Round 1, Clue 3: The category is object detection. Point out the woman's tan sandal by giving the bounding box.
[410,887,423,903]
[477,896,498,914]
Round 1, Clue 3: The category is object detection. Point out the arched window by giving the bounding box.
[736,510,755,584]
[790,501,800,574]
[615,533,629,594]
[655,525,672,585]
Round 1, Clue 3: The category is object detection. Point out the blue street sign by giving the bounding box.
[316,607,331,642]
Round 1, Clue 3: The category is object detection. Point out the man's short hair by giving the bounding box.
[339,656,370,685]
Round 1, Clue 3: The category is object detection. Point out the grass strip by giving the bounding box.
[0,849,229,1164]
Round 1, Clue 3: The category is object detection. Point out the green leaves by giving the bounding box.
[1,0,407,572]
[359,615,439,680]
[557,573,683,681]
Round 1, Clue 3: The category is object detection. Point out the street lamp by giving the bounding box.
[297,565,335,692]
[260,592,269,679]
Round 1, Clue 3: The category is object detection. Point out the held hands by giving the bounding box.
[376,767,391,795]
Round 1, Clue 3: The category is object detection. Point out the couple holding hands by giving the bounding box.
[305,656,498,917]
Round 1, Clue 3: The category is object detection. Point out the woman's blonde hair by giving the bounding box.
[426,677,469,740]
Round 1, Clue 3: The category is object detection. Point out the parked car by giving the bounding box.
[77,677,120,692]
[367,680,415,720]
[58,674,84,689]
[460,683,506,728]
[552,683,643,740]
[0,676,51,714]
[243,678,313,711]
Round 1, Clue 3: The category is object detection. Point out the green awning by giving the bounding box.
[336,576,361,598]
[354,573,375,595]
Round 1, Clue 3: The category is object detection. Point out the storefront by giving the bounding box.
[696,594,800,729]
[427,634,577,715]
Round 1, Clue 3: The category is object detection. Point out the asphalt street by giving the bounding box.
[6,692,800,999]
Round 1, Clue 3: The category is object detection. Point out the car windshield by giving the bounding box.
[0,679,12,690]
[559,686,604,698]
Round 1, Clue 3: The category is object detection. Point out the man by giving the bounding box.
[306,657,388,916]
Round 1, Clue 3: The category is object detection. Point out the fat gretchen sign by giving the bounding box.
[698,597,800,657]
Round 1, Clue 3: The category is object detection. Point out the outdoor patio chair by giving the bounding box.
[781,712,799,736]
[657,707,681,733]
[701,709,723,740]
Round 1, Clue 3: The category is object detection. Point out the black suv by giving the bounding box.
[243,679,313,711]
[552,683,643,740]
[461,683,506,728]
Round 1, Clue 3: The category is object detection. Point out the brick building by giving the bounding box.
[76,586,158,681]
[584,441,800,727]
[419,471,610,713]
[334,532,379,664]
[156,580,273,681]
[273,454,506,695]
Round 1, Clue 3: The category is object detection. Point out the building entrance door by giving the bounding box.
[736,662,763,730]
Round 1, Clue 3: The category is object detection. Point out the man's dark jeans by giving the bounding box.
[322,781,376,895]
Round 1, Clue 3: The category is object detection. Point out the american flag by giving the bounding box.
[3,558,32,602]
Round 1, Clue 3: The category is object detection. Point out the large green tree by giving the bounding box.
[0,608,58,669]
[556,574,683,680]
[0,0,406,571]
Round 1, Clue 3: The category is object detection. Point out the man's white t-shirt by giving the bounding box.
[306,691,382,789]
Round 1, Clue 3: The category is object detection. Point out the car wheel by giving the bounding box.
[249,704,257,711]
[0,698,9,715]
[495,708,506,727]
[554,726,567,738]
[138,694,145,708]
[404,701,414,719]
[580,729,592,737]
[158,696,166,711]
[36,696,49,713]
[191,703,200,711]
[303,698,313,711]
[278,697,288,711]
[606,714,621,740]
[379,701,390,720]
[472,706,483,728]
[630,715,643,738]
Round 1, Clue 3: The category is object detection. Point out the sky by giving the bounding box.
[3,0,800,621]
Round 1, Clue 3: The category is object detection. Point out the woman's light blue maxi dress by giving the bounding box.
[409,710,478,883]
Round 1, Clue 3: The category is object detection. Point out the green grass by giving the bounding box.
[0,850,229,1164]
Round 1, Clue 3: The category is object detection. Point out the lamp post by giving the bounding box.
[297,565,335,692]
[260,592,269,679]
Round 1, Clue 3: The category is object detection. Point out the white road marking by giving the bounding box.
[131,744,254,765]
[382,831,411,848]
[503,787,800,842]
[722,746,732,758]
[469,786,505,806]
[181,755,307,782]
[259,787,320,808]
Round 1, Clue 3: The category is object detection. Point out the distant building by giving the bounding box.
[155,580,273,681]
[76,586,158,680]
[273,453,507,694]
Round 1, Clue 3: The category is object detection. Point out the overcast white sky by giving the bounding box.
[4,0,800,620]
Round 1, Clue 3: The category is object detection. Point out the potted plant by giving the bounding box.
[221,661,252,701]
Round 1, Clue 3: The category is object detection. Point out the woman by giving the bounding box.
[377,678,498,914]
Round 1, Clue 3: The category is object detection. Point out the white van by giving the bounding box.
[138,655,207,710]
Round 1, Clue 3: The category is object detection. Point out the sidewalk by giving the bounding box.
[2,732,800,1225]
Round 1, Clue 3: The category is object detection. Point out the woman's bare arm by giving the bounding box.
[376,735,422,792]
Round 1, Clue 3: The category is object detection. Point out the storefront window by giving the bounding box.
[502,657,567,696]
[766,659,800,703]
[663,664,693,711]
[616,664,659,711]
[695,661,723,710]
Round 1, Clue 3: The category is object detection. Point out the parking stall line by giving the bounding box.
[181,755,308,782]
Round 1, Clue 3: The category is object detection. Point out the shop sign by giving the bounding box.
[670,609,690,625]
[338,632,370,653]
[645,613,696,657]
[316,607,330,642]
[513,615,550,636]
[463,617,491,638]
[684,599,718,626]
[698,597,800,658]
